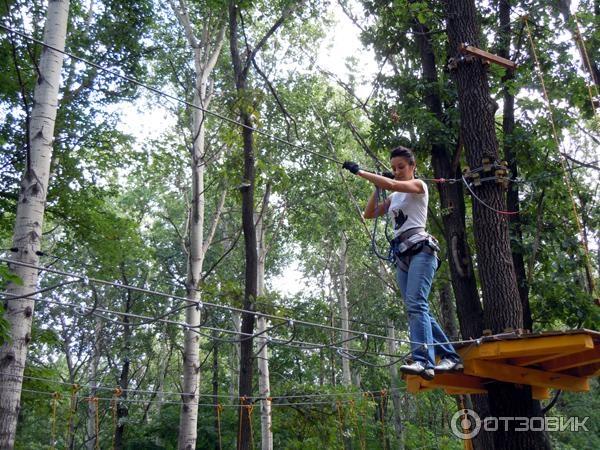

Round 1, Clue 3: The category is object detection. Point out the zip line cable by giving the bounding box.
[0,23,344,166]
[0,257,515,349]
[4,20,591,232]
[0,23,547,190]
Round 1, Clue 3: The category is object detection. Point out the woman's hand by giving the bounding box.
[342,161,361,174]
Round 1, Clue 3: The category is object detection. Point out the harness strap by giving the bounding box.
[391,228,441,272]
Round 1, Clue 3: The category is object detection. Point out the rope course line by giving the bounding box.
[12,386,385,409]
[571,12,600,114]
[524,17,598,298]
[31,248,396,331]
[0,257,517,348]
[4,371,407,403]
[0,291,407,361]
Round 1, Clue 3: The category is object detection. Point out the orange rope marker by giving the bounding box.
[64,384,80,447]
[51,392,61,450]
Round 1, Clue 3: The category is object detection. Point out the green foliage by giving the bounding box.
[3,0,599,448]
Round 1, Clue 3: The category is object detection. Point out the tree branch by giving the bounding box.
[203,187,228,254]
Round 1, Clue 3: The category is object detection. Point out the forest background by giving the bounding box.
[0,0,599,449]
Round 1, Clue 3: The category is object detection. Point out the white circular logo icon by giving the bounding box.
[451,408,481,439]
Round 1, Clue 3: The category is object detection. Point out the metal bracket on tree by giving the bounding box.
[463,158,510,188]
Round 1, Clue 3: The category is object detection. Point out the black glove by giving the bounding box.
[381,171,394,179]
[342,161,360,174]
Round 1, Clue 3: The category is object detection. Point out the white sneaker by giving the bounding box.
[434,358,464,372]
[400,361,435,380]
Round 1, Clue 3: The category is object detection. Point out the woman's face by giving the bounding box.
[390,156,415,180]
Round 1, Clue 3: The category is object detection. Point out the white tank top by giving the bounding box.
[387,180,428,238]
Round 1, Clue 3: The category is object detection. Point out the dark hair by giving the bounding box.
[389,145,416,165]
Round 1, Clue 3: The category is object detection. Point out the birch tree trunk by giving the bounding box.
[167,2,227,448]
[0,2,70,448]
[255,186,273,450]
[230,311,241,402]
[386,321,404,450]
[256,316,272,450]
[338,236,352,387]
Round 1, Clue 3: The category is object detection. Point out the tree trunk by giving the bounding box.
[338,236,352,387]
[443,1,552,448]
[386,321,404,450]
[229,5,258,448]
[212,329,221,450]
[256,317,272,450]
[255,188,273,450]
[438,282,458,341]
[411,11,494,448]
[228,4,294,447]
[167,3,226,448]
[0,2,70,448]
[86,316,102,450]
[114,285,133,450]
[498,0,533,331]
[410,6,483,341]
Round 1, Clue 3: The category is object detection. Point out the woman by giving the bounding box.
[342,146,462,380]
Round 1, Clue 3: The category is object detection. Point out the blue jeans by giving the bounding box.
[395,251,460,368]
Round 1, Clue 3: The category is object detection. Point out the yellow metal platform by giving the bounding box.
[405,329,600,399]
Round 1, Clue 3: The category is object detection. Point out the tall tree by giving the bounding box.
[0,2,70,448]
[228,2,296,447]
[497,0,533,330]
[442,1,551,448]
[166,2,228,448]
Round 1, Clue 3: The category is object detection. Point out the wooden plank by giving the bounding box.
[444,387,488,395]
[541,347,600,372]
[464,359,590,392]
[419,373,487,392]
[405,373,487,395]
[510,352,572,367]
[405,376,427,393]
[459,44,517,69]
[531,386,551,400]
[565,362,600,378]
[459,334,594,361]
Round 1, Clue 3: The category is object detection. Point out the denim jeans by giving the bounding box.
[395,250,460,368]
